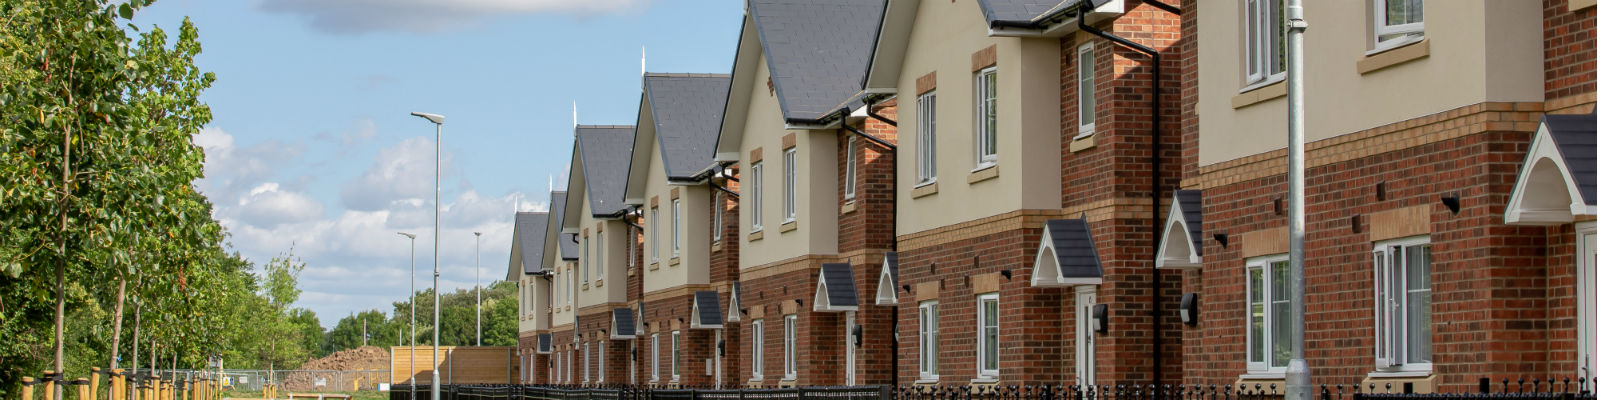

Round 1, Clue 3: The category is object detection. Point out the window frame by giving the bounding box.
[671,330,681,381]
[783,148,797,222]
[784,314,798,380]
[651,333,661,382]
[751,162,764,232]
[976,293,1000,378]
[752,319,765,379]
[599,341,606,383]
[1371,236,1433,373]
[713,192,723,241]
[844,135,858,200]
[1245,254,1291,375]
[916,91,938,185]
[582,237,590,283]
[975,66,998,164]
[1371,0,1424,52]
[596,230,604,280]
[1076,42,1097,138]
[918,300,940,380]
[1243,0,1286,88]
[672,198,682,256]
[650,207,660,263]
[583,341,591,383]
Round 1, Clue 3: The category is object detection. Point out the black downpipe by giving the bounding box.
[709,179,739,199]
[868,106,897,127]
[838,107,897,150]
[1144,0,1180,15]
[1077,2,1174,385]
[838,100,900,386]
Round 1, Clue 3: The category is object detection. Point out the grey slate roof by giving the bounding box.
[612,308,637,337]
[977,0,1085,28]
[537,333,552,353]
[747,0,885,123]
[1174,190,1203,257]
[693,291,723,327]
[549,190,579,261]
[819,263,860,308]
[1542,113,1597,205]
[1044,218,1103,280]
[510,212,550,279]
[644,74,734,179]
[576,125,636,217]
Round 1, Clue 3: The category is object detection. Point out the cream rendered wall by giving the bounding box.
[575,196,628,308]
[519,277,550,333]
[552,260,574,328]
[641,136,713,294]
[737,55,841,270]
[1196,0,1544,166]
[893,0,1062,235]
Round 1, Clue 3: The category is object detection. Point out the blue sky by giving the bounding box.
[130,0,743,328]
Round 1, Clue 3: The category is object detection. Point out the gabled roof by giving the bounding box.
[977,0,1085,28]
[865,0,1117,91]
[611,308,636,339]
[1505,112,1598,225]
[746,0,885,124]
[507,212,550,280]
[727,282,742,322]
[875,252,899,305]
[572,125,636,218]
[691,291,724,329]
[1156,190,1203,268]
[545,191,579,261]
[647,74,733,179]
[1031,218,1103,287]
[814,263,860,312]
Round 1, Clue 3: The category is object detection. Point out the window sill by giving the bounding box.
[648,263,660,271]
[780,220,798,233]
[840,200,857,215]
[970,377,1000,386]
[1366,35,1425,57]
[582,283,590,291]
[1232,79,1286,109]
[595,279,603,287]
[1069,134,1096,153]
[911,181,939,199]
[967,165,999,184]
[913,378,940,386]
[777,379,797,388]
[1366,369,1432,379]
[749,230,764,242]
[669,257,680,266]
[1574,0,1596,11]
[712,241,723,253]
[1358,38,1428,75]
[1362,372,1438,394]
[628,267,636,277]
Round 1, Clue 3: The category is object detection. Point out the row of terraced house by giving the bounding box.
[502,0,1598,393]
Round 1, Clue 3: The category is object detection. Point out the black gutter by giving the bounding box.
[622,206,644,231]
[709,179,740,199]
[1076,1,1175,386]
[838,107,897,150]
[1145,0,1180,14]
[868,105,897,127]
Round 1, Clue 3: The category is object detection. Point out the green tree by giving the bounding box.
[289,308,327,359]
[326,310,399,353]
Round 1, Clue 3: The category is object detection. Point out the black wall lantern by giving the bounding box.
[852,325,863,347]
[1180,293,1199,326]
[717,339,726,357]
[1440,193,1461,215]
[1213,232,1229,248]
[1092,304,1108,334]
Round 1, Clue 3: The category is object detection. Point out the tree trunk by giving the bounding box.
[131,304,141,373]
[55,124,71,400]
[110,277,127,370]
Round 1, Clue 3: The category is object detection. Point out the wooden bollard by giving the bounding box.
[112,370,126,400]
[43,370,59,400]
[76,378,91,400]
[91,368,103,400]
[22,377,37,400]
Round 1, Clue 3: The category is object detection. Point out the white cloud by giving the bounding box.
[340,136,453,211]
[194,127,306,204]
[229,183,325,227]
[256,0,653,34]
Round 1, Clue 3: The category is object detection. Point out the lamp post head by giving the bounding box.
[410,112,445,124]
[397,232,416,240]
[474,232,482,237]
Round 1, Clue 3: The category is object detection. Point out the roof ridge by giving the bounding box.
[576,124,636,129]
[645,72,734,78]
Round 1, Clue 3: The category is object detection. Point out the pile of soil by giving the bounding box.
[281,347,391,391]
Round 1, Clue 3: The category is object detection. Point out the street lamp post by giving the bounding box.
[474,231,482,347]
[396,231,416,400]
[410,111,445,400]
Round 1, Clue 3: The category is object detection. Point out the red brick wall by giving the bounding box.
[1541,223,1585,378]
[1543,0,1596,103]
[740,267,842,386]
[1178,0,1200,184]
[518,336,549,384]
[641,293,716,387]
[839,102,900,254]
[711,171,743,387]
[1184,120,1551,390]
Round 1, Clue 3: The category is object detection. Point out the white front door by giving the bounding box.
[1580,222,1596,379]
[1074,287,1097,386]
[845,311,857,385]
[630,342,637,385]
[715,330,724,387]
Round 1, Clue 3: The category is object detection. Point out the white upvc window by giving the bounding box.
[582,237,590,283]
[1372,0,1423,51]
[713,192,723,241]
[751,162,764,232]
[751,319,765,379]
[554,351,562,383]
[975,66,998,164]
[650,207,660,263]
[918,300,940,380]
[583,342,591,383]
[1246,254,1290,374]
[1076,43,1096,138]
[672,199,682,256]
[976,293,1000,379]
[1244,0,1286,87]
[916,91,938,184]
[598,341,606,383]
[671,330,681,381]
[844,135,858,200]
[1372,236,1432,373]
[596,232,604,280]
[651,333,661,382]
[783,148,797,222]
[783,314,798,380]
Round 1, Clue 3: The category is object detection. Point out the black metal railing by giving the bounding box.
[394,378,1597,400]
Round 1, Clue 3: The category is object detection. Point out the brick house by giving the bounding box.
[862,0,1184,387]
[713,0,895,388]
[620,73,737,387]
[510,211,550,384]
[1167,0,1595,392]
[555,125,635,386]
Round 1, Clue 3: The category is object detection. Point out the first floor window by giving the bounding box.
[1247,255,1290,373]
[713,192,723,241]
[651,334,661,381]
[976,293,1000,378]
[844,135,858,200]
[918,300,940,379]
[784,315,798,380]
[1373,0,1423,50]
[1244,0,1285,86]
[916,91,938,184]
[1373,237,1432,371]
[672,331,681,380]
[751,162,764,231]
[975,66,998,162]
[752,319,765,378]
[597,232,604,280]
[783,148,797,221]
[1076,42,1096,137]
[651,207,660,262]
[673,199,682,255]
[582,237,590,283]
